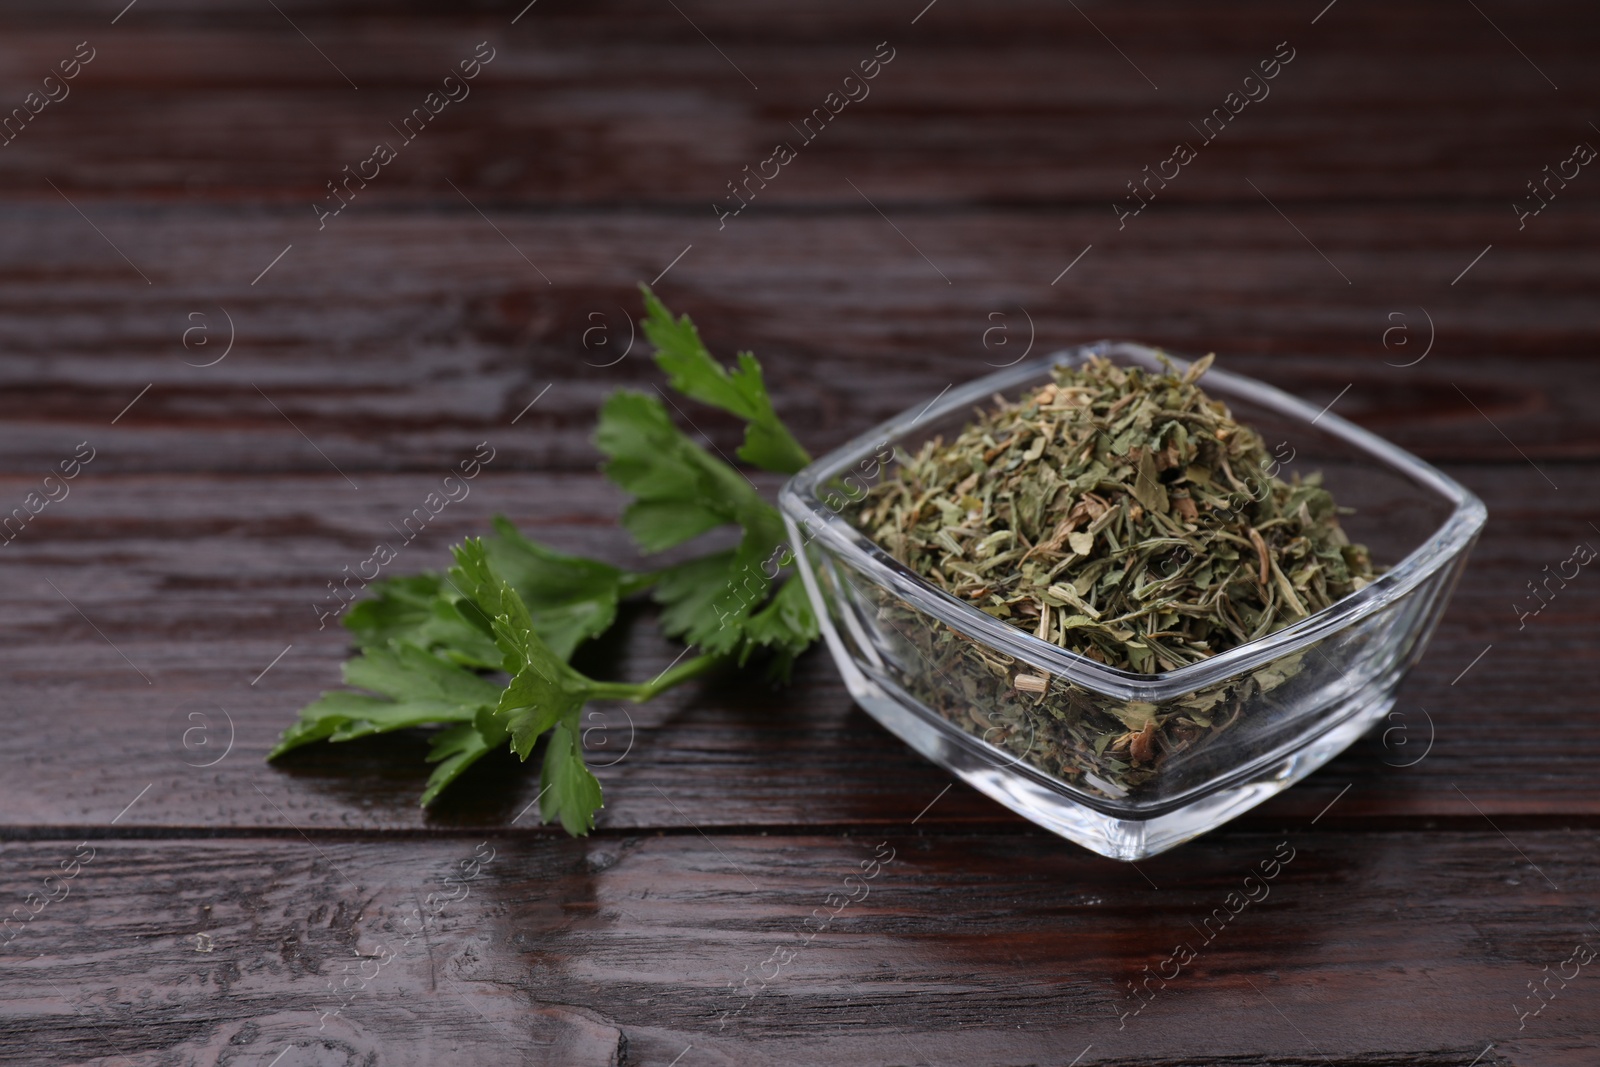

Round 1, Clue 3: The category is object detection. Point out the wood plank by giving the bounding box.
[1,1,1595,205]
[1,208,1598,476]
[0,465,1590,834]
[1,830,1595,1065]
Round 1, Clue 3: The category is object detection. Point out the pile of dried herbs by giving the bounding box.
[854,355,1375,675]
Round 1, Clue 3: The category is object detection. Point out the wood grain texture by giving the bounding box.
[0,208,1597,476]
[2,831,1597,1066]
[0,466,1589,836]
[1,1,1596,205]
[1,0,1597,1062]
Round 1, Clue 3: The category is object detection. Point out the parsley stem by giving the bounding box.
[586,653,721,703]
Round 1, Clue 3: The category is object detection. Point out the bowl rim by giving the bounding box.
[778,340,1488,703]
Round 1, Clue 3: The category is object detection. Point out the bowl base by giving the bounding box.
[849,671,1396,860]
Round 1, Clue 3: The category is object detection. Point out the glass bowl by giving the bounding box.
[778,342,1485,860]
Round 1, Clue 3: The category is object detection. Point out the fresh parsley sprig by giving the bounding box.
[269,288,818,834]
[639,287,811,475]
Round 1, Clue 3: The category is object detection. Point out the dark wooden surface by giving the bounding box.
[2,2,1597,1064]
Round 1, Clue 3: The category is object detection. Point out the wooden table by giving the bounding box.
[2,1,1596,1063]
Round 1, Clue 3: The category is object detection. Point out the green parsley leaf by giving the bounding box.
[640,285,811,475]
[421,705,511,807]
[483,515,655,661]
[540,717,604,836]
[342,573,502,669]
[495,646,589,759]
[450,538,593,758]
[739,570,820,676]
[345,518,655,667]
[652,550,743,651]
[342,641,501,707]
[649,524,788,658]
[449,537,541,672]
[597,292,818,670]
[452,538,608,831]
[596,390,771,552]
[594,381,812,660]
[268,643,501,759]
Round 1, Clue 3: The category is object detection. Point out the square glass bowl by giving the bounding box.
[779,342,1485,860]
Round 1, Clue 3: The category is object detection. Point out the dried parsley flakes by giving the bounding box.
[854,355,1375,674]
[839,355,1385,800]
